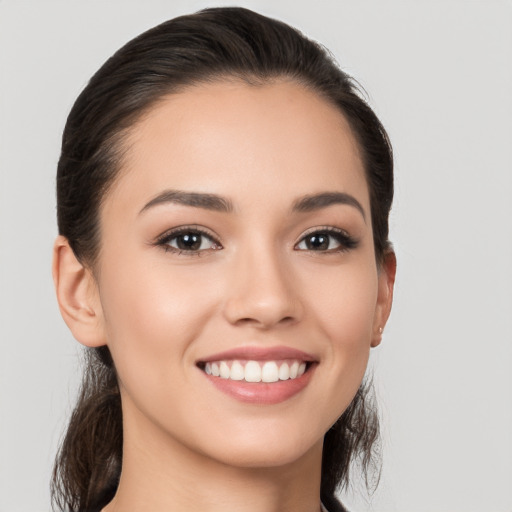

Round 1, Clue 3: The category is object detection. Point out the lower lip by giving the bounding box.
[201,364,316,404]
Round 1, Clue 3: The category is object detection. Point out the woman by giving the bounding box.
[52,7,396,512]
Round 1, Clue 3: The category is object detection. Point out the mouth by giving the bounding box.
[196,346,318,404]
[197,359,314,383]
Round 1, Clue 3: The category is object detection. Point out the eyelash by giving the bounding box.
[294,227,359,254]
[154,226,222,256]
[154,226,358,256]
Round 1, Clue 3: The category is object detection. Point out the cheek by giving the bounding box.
[95,256,227,438]
[96,253,220,379]
[307,260,378,346]
[301,260,378,411]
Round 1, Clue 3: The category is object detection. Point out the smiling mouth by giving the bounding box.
[197,359,314,383]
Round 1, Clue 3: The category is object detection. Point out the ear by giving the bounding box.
[52,235,106,347]
[371,250,397,348]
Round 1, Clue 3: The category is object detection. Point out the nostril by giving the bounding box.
[234,315,296,328]
[234,317,260,326]
[222,285,303,328]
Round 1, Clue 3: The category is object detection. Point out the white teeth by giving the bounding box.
[202,359,310,383]
[220,361,230,379]
[278,362,290,380]
[230,361,245,381]
[261,361,279,383]
[244,361,262,382]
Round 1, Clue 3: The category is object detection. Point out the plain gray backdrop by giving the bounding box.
[1,1,511,511]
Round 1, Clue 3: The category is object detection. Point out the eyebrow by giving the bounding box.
[292,192,366,221]
[139,189,366,220]
[139,190,233,214]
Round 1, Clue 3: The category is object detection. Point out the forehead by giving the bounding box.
[108,79,369,214]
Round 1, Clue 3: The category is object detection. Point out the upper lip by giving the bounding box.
[197,345,317,363]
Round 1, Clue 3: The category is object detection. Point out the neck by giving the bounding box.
[103,403,324,512]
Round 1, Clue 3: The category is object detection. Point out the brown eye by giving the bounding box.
[160,229,221,253]
[303,233,330,250]
[298,232,338,251]
[295,229,358,253]
[174,233,203,251]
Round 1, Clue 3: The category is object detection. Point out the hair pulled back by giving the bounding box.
[53,7,393,512]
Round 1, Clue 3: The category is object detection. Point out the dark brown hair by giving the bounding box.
[52,7,393,511]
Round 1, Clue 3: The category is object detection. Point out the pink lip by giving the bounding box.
[203,364,316,404]
[196,345,318,405]
[197,345,317,363]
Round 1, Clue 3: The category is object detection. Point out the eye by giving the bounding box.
[156,227,221,254]
[295,228,358,252]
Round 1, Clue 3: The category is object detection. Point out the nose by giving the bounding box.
[222,244,303,329]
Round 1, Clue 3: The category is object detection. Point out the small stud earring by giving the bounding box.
[379,327,383,334]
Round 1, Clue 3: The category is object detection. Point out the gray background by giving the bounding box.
[1,1,511,511]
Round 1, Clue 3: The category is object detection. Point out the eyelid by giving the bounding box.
[294,225,359,252]
[153,225,222,254]
[298,225,351,239]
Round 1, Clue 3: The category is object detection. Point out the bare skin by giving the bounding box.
[53,79,395,512]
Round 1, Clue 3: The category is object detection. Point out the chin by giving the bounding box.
[209,442,321,470]
[186,418,326,470]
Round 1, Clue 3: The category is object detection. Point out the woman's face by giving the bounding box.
[90,80,392,468]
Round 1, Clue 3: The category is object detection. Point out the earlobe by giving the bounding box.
[52,235,106,347]
[371,250,397,348]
